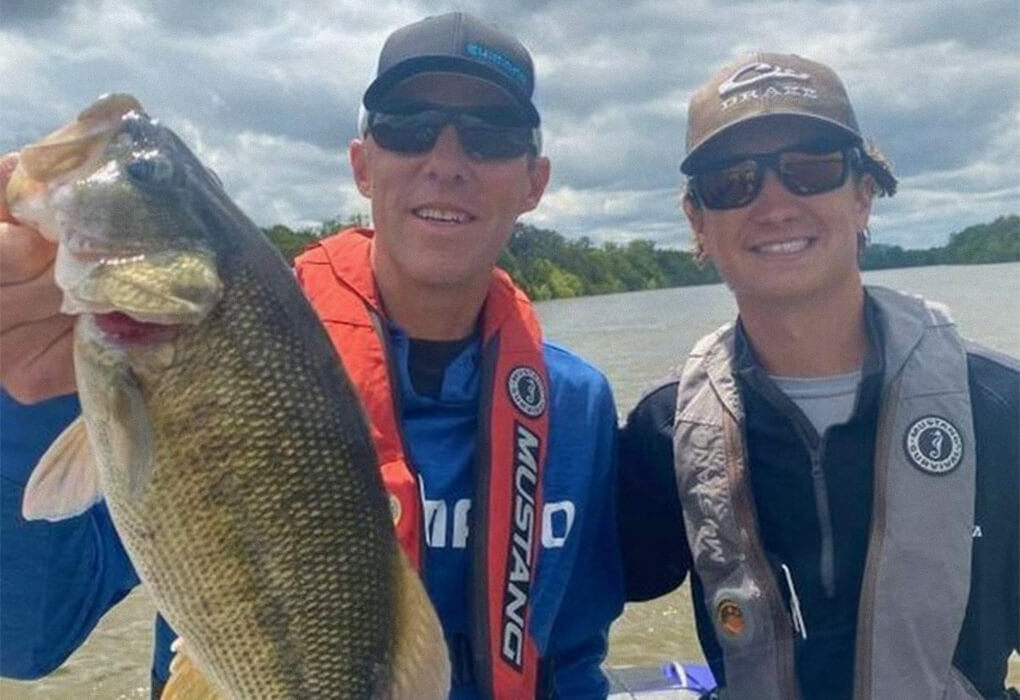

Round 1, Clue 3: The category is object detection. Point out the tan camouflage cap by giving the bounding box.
[681,53,862,173]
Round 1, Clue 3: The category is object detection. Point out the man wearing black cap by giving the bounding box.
[294,13,623,700]
[0,13,625,699]
[618,54,1018,699]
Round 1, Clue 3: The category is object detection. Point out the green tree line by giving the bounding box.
[860,215,1020,270]
[263,214,1018,302]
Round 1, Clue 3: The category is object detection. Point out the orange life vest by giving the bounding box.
[295,228,547,700]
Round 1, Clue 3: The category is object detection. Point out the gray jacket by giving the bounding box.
[673,286,980,699]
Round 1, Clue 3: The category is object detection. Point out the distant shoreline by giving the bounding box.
[261,214,1018,302]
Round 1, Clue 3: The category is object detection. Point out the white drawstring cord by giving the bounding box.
[781,563,808,640]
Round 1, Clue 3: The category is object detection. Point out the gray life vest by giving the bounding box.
[672,286,979,700]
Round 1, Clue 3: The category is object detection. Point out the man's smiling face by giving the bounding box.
[351,73,549,300]
[685,117,873,308]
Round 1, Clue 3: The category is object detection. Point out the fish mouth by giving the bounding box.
[61,230,150,261]
[60,249,223,329]
[91,311,179,345]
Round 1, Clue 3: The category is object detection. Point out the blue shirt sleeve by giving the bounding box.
[0,390,139,679]
[539,351,625,698]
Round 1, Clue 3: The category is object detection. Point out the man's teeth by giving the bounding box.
[415,208,469,223]
[755,238,811,254]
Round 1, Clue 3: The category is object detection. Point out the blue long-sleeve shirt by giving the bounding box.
[0,335,624,698]
[0,390,138,678]
[391,330,625,698]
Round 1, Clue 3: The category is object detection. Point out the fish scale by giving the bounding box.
[82,247,396,698]
[12,94,450,699]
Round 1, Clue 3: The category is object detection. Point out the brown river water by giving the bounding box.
[2,263,1018,697]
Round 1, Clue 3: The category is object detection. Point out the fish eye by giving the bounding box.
[126,152,175,186]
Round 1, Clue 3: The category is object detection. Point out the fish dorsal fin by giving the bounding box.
[384,548,451,700]
[161,638,223,700]
[22,416,104,521]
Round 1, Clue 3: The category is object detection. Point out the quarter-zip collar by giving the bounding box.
[730,294,886,441]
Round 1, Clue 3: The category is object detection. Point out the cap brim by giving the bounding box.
[363,55,540,126]
[680,112,861,173]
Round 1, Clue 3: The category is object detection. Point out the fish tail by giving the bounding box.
[383,548,451,700]
[161,638,223,700]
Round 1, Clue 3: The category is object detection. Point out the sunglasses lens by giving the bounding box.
[695,160,763,210]
[778,151,848,195]
[694,145,851,209]
[368,114,442,154]
[458,125,533,160]
[368,110,534,160]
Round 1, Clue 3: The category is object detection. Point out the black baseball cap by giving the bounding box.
[362,12,540,127]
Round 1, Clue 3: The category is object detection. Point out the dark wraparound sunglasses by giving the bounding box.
[690,141,861,210]
[365,106,540,161]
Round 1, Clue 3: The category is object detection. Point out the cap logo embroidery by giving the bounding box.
[717,62,818,111]
[507,366,546,418]
[465,42,527,87]
[904,415,964,475]
[718,61,812,96]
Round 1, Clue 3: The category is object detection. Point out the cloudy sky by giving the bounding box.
[2,0,1017,251]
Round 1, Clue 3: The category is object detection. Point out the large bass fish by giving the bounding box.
[9,94,449,699]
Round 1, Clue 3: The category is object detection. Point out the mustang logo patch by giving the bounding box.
[904,415,964,475]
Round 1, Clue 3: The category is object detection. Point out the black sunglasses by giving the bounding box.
[690,141,861,210]
[365,106,539,161]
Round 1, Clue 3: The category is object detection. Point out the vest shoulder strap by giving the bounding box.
[298,229,548,700]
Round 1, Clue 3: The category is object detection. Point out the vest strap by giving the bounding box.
[673,287,976,699]
[295,229,547,699]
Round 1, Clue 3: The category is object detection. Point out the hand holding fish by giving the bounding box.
[0,152,77,402]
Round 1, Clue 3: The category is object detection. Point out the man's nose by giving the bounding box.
[749,168,800,223]
[423,125,470,181]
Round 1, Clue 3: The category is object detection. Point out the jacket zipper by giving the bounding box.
[764,368,840,602]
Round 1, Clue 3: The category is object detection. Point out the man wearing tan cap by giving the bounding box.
[0,13,625,699]
[618,53,1018,699]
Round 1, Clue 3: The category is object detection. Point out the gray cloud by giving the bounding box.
[1,0,1016,249]
[871,0,1020,51]
[135,0,290,36]
[1,0,83,24]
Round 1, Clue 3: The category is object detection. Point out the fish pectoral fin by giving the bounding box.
[110,367,157,503]
[383,548,451,700]
[22,416,104,521]
[162,638,223,700]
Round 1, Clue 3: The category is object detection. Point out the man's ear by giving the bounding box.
[349,138,372,198]
[853,174,875,232]
[520,156,551,213]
